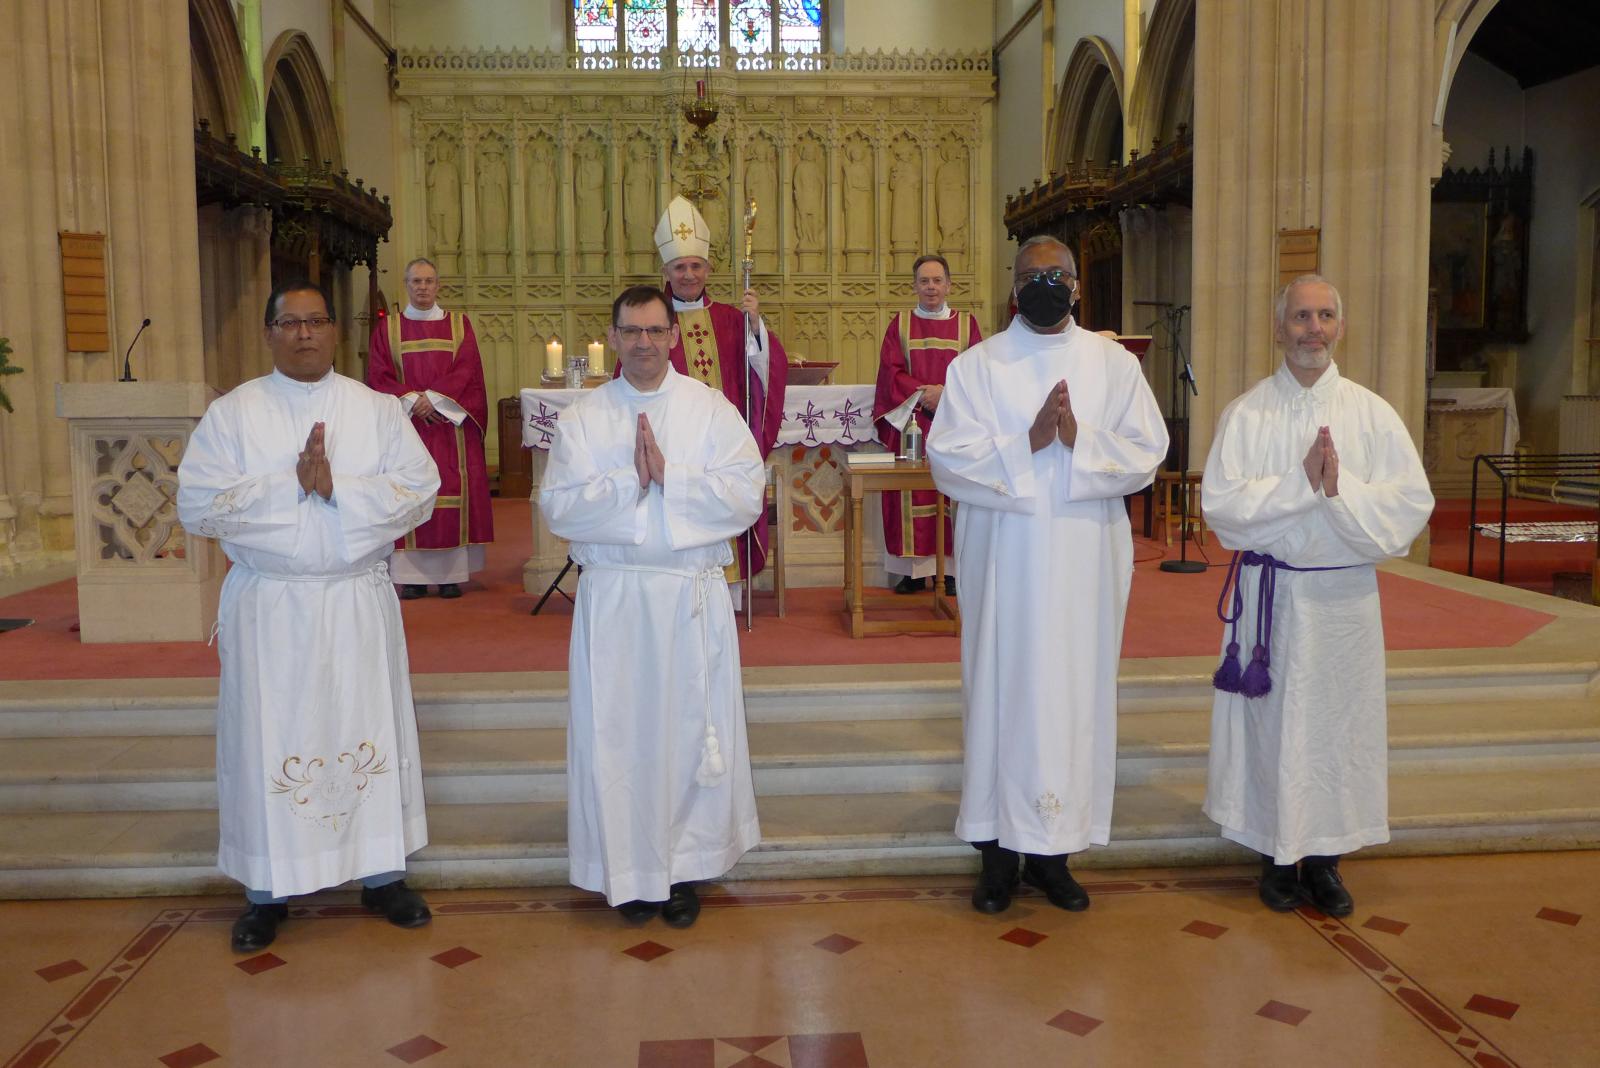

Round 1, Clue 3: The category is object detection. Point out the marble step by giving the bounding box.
[3,698,1597,812]
[2,763,1596,899]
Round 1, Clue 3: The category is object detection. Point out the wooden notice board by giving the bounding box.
[59,232,110,352]
[1277,227,1320,286]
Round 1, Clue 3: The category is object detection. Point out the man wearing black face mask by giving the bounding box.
[926,236,1168,915]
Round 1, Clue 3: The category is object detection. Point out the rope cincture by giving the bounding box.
[1212,551,1354,700]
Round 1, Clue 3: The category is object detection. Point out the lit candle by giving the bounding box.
[696,79,706,100]
[587,340,604,374]
[545,337,563,378]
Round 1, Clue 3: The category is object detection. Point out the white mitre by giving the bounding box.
[655,195,712,265]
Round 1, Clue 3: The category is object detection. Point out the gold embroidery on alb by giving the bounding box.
[269,741,390,831]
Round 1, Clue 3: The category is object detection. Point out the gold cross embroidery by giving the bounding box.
[674,221,694,241]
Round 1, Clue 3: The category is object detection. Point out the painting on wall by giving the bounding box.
[1429,201,1487,331]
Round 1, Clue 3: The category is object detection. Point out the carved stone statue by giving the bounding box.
[476,141,510,255]
[575,139,609,268]
[792,140,825,254]
[426,138,462,251]
[889,140,922,259]
[841,139,873,271]
[524,135,558,270]
[743,137,778,252]
[935,140,969,258]
[624,138,656,259]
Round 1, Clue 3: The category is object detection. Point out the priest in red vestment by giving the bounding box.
[367,257,494,599]
[649,196,789,587]
[873,254,983,594]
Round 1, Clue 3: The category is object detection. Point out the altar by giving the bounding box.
[518,382,900,597]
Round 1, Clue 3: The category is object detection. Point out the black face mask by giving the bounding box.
[1016,275,1075,329]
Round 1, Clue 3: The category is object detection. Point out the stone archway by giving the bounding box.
[1128,0,1194,156]
[189,0,253,142]
[1051,37,1125,173]
[263,31,343,170]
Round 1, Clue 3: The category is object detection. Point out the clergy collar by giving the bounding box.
[618,364,678,397]
[668,291,708,312]
[1274,359,1342,397]
[913,303,951,320]
[404,303,446,321]
[269,367,336,392]
[1010,313,1077,338]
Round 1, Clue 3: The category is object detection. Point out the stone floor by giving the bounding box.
[2,851,1594,1067]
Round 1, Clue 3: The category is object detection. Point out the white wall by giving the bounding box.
[1053,0,1123,87]
[1443,54,1600,451]
[993,4,1044,309]
[392,0,564,51]
[837,0,993,53]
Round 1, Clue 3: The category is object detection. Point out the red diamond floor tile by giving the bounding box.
[813,933,862,955]
[387,1034,447,1063]
[788,1031,869,1068]
[1182,920,1228,939]
[1046,1008,1104,1037]
[159,1043,221,1068]
[1256,1001,1312,1026]
[1464,994,1520,1020]
[234,952,286,976]
[623,940,675,962]
[34,960,87,983]
[637,1037,715,1067]
[1362,915,1409,936]
[1457,1037,1481,1049]
[1536,906,1582,926]
[430,946,482,969]
[999,927,1048,948]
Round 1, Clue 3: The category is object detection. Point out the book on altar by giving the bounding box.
[846,450,898,467]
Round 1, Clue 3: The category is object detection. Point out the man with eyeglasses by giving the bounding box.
[366,257,494,601]
[1200,276,1432,916]
[542,285,765,929]
[872,254,983,596]
[927,235,1167,915]
[178,280,441,952]
[647,196,789,599]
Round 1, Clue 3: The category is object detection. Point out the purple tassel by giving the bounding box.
[1239,645,1272,698]
[1212,641,1243,693]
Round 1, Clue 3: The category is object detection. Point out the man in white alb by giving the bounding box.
[542,285,765,928]
[1201,275,1433,916]
[178,280,440,951]
[928,236,1168,914]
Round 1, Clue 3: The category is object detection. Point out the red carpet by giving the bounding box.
[1426,497,1596,593]
[0,498,1560,681]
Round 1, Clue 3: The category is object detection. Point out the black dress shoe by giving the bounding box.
[944,575,956,597]
[1021,855,1090,912]
[1300,861,1354,917]
[892,575,927,595]
[231,903,288,953]
[661,883,701,928]
[1258,859,1307,912]
[399,585,426,600]
[971,841,1020,914]
[361,880,432,928]
[437,583,463,599]
[615,900,660,925]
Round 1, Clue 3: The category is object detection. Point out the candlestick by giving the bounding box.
[545,337,563,378]
[587,340,604,374]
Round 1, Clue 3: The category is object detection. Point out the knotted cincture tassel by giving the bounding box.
[1212,640,1243,693]
[1239,643,1272,698]
[695,723,727,787]
[1213,550,1277,699]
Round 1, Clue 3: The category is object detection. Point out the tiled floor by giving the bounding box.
[2,853,1594,1066]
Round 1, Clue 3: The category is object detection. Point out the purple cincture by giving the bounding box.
[1213,550,1353,700]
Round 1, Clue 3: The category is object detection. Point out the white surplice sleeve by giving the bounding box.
[327,399,441,562]
[177,400,304,554]
[541,400,648,545]
[1320,403,1435,559]
[927,356,1038,515]
[1064,355,1169,502]
[663,397,765,551]
[1201,396,1320,550]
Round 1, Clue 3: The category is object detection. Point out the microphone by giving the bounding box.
[121,318,151,383]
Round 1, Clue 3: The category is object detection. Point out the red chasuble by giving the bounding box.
[621,291,789,581]
[367,311,494,552]
[872,309,983,558]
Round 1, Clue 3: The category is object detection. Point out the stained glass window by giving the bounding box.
[573,0,617,54]
[677,0,720,53]
[778,0,823,54]
[729,0,772,55]
[624,0,667,54]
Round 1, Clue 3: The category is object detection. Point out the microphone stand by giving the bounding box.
[120,318,151,382]
[1153,304,1205,574]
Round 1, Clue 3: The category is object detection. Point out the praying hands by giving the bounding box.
[1028,380,1079,452]
[634,412,666,489]
[1302,425,1340,497]
[296,422,334,500]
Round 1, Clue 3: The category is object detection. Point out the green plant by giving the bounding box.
[0,337,20,413]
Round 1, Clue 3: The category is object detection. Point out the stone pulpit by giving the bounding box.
[56,382,223,643]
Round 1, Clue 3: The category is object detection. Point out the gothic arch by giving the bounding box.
[189,0,253,141]
[1128,0,1194,155]
[1051,37,1125,172]
[262,31,342,167]
[1434,0,1500,117]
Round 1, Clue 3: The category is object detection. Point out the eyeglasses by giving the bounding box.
[270,317,336,333]
[615,325,672,343]
[1015,269,1076,287]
